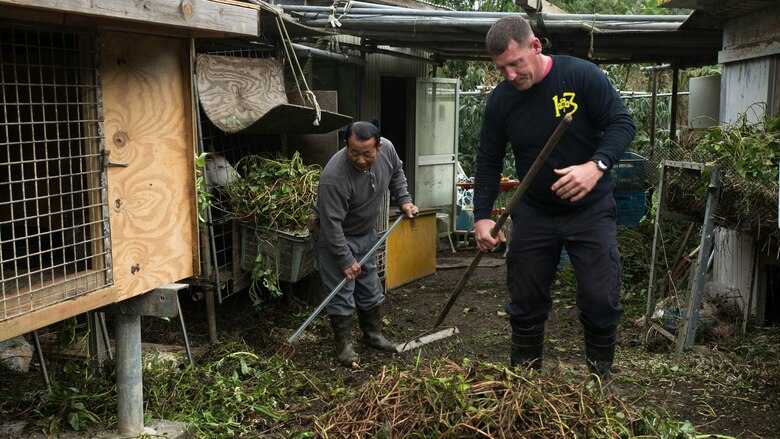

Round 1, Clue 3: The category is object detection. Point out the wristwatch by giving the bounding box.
[593,159,608,173]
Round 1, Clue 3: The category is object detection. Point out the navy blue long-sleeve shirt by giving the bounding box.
[474,55,636,219]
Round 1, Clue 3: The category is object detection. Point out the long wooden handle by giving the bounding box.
[433,114,573,329]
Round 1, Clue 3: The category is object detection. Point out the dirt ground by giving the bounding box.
[170,243,780,438]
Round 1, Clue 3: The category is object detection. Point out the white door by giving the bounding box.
[414,78,459,230]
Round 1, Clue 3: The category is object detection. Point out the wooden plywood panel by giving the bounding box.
[0,0,259,37]
[195,54,351,135]
[101,32,196,301]
[385,211,436,290]
[1,284,119,341]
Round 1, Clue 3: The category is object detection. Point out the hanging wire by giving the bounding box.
[247,0,322,126]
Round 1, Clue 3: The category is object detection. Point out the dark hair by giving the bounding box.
[345,121,381,148]
[486,16,534,55]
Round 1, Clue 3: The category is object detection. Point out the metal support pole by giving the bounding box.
[646,162,669,319]
[87,311,111,374]
[115,313,144,436]
[31,330,51,394]
[676,167,720,356]
[670,64,679,145]
[176,293,194,366]
[649,69,658,160]
[99,312,113,361]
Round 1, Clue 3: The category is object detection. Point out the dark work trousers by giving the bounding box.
[315,229,384,316]
[505,194,622,330]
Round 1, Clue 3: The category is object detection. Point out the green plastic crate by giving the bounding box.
[239,223,316,283]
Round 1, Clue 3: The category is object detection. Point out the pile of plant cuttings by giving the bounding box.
[0,342,319,438]
[224,150,321,233]
[314,358,698,438]
[679,112,780,236]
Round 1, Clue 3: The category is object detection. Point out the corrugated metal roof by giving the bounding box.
[238,0,725,67]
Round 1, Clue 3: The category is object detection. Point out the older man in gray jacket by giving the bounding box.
[313,121,418,367]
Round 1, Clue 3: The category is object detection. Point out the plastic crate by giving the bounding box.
[239,223,316,283]
[612,152,646,191]
[614,191,646,228]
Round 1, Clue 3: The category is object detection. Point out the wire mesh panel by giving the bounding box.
[0,24,109,323]
[195,44,283,302]
[199,117,281,302]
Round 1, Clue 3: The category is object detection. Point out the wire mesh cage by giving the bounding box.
[1,23,110,322]
[195,46,287,302]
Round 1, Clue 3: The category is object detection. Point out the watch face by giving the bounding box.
[596,160,607,171]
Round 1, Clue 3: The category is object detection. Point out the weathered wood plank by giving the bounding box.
[0,0,258,37]
[101,31,196,302]
[0,284,119,341]
[196,54,289,133]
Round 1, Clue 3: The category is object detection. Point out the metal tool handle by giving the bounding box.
[287,214,407,343]
[433,114,573,328]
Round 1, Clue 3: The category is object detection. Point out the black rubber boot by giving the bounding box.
[583,325,617,383]
[510,319,545,371]
[329,314,358,367]
[356,306,397,352]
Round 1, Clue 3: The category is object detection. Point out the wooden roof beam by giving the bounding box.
[0,0,259,37]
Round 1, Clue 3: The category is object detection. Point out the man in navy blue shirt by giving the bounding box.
[474,16,636,382]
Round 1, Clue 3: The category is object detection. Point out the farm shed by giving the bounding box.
[279,0,780,344]
[0,0,273,434]
[263,0,726,288]
[652,0,780,347]
[273,0,726,217]
[0,0,262,341]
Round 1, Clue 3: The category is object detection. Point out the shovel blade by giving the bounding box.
[395,327,459,353]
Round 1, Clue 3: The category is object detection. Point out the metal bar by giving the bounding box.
[282,5,688,21]
[291,43,367,66]
[646,163,668,319]
[676,167,720,356]
[298,17,683,31]
[670,64,679,144]
[648,69,658,160]
[287,214,407,343]
[176,293,194,366]
[433,114,572,328]
[99,311,113,361]
[31,330,52,394]
[115,313,144,436]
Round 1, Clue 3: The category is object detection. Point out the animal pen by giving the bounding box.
[0,1,356,342]
[0,0,262,433]
[0,22,207,340]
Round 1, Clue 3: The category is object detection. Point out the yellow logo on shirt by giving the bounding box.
[552,92,578,117]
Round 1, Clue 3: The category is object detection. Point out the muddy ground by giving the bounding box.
[167,244,780,438]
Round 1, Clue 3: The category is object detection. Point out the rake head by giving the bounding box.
[395,327,460,353]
